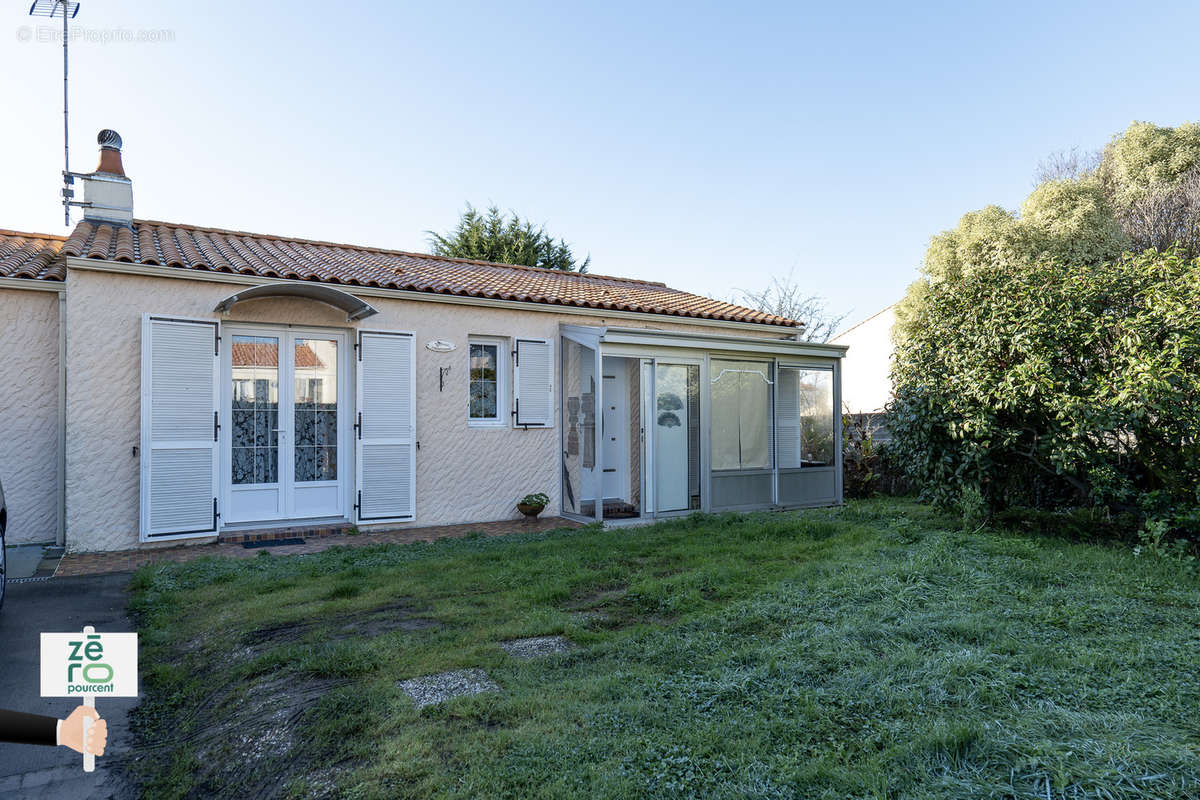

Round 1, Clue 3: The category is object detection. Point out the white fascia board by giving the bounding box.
[65,257,801,336]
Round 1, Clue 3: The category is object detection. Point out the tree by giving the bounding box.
[1118,166,1200,255]
[1097,121,1200,210]
[889,248,1200,534]
[737,273,847,342]
[1033,147,1101,184]
[894,121,1200,345]
[427,204,589,272]
[890,121,1200,545]
[1098,122,1200,254]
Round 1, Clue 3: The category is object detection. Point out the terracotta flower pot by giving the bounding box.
[517,502,545,518]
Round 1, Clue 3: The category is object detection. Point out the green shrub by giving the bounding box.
[842,413,910,498]
[890,248,1200,552]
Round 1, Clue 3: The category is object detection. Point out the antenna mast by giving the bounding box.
[29,1,81,226]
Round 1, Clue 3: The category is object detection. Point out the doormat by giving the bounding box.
[242,537,306,549]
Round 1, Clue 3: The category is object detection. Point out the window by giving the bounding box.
[709,359,773,470]
[777,366,835,468]
[468,338,506,425]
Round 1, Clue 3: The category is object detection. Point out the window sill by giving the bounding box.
[468,419,507,429]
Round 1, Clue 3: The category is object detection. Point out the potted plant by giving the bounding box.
[517,492,549,519]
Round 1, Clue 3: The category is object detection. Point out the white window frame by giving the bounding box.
[467,336,508,428]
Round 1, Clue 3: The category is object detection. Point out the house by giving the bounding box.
[0,130,846,553]
[832,304,895,417]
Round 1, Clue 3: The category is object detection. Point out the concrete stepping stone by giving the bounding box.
[398,668,499,708]
[499,635,574,659]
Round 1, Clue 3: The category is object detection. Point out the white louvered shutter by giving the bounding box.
[140,316,220,539]
[513,338,553,427]
[355,331,416,523]
[776,366,802,469]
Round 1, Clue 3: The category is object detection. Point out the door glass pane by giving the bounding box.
[294,338,338,482]
[561,337,598,516]
[654,364,700,512]
[231,335,279,485]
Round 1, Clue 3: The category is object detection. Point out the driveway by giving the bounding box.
[0,575,139,799]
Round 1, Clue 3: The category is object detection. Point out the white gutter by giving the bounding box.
[570,324,848,359]
[0,277,65,293]
[64,257,802,336]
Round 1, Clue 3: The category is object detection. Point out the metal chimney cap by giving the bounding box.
[97,129,123,151]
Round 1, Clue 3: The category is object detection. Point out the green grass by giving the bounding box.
[125,500,1200,799]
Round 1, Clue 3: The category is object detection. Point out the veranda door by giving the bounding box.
[223,327,349,525]
[642,358,702,515]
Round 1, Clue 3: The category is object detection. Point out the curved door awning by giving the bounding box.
[213,282,378,321]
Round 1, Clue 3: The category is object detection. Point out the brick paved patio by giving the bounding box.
[54,517,580,577]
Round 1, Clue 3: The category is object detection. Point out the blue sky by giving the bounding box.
[4,1,1198,328]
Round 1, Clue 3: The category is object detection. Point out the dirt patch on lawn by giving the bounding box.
[564,583,682,630]
[564,584,649,628]
[124,665,373,799]
[242,600,440,656]
[566,584,628,609]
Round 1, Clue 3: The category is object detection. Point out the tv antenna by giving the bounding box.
[28,0,81,226]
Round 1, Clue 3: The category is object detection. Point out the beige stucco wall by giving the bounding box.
[0,287,60,545]
[64,265,795,552]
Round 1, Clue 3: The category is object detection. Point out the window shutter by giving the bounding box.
[513,338,553,427]
[776,366,801,469]
[355,330,416,523]
[140,316,220,539]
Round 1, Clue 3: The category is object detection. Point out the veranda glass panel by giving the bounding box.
[800,368,834,466]
[231,335,279,485]
[709,359,772,470]
[777,366,835,467]
[294,338,338,482]
[561,337,598,517]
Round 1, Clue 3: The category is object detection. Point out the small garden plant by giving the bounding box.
[518,492,549,508]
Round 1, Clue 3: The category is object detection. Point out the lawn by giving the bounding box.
[125,500,1200,799]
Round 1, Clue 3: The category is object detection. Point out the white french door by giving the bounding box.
[221,326,350,525]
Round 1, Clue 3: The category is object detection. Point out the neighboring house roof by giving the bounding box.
[831,303,896,342]
[0,229,67,281]
[231,340,324,369]
[50,219,798,328]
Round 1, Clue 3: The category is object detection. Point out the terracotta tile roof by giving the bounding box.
[57,219,800,328]
[0,229,67,281]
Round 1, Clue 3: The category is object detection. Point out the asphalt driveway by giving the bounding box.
[0,574,139,799]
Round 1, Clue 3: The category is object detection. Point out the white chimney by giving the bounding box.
[81,129,133,225]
